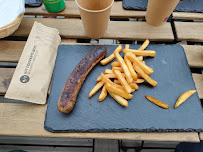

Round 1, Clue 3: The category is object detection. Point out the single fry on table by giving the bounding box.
[89,81,104,98]
[145,95,169,109]
[113,69,132,94]
[175,90,197,108]
[98,85,107,102]
[100,45,122,65]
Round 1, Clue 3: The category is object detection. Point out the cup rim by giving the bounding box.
[75,0,114,13]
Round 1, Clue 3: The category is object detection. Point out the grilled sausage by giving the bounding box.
[58,46,107,113]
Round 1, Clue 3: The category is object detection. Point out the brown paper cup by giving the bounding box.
[75,0,114,39]
[146,0,180,26]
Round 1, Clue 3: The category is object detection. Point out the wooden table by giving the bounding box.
[0,0,203,143]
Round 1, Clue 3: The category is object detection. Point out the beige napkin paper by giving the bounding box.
[5,21,61,104]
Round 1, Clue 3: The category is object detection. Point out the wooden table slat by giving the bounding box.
[25,1,146,19]
[175,22,203,42]
[1,42,202,68]
[12,18,174,41]
[173,12,203,20]
[0,103,199,142]
[200,133,203,140]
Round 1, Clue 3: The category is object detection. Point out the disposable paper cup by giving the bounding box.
[146,0,180,26]
[75,0,114,39]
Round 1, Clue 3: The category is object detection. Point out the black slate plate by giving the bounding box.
[44,44,203,133]
[123,0,203,13]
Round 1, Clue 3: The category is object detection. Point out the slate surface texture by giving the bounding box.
[44,44,203,133]
[123,0,203,13]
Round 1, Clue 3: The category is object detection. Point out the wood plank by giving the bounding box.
[0,136,93,146]
[12,18,174,41]
[200,133,203,140]
[193,74,203,99]
[0,103,200,142]
[1,42,202,68]
[175,22,203,42]
[0,145,92,152]
[25,1,146,18]
[181,45,203,68]
[1,67,202,99]
[173,12,203,20]
[94,139,119,152]
[0,40,77,62]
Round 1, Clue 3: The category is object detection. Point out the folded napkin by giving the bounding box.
[0,0,25,28]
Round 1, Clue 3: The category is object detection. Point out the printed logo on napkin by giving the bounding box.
[5,21,61,104]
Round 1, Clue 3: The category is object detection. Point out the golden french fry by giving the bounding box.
[109,92,128,107]
[89,81,104,98]
[124,56,138,80]
[130,83,139,90]
[175,90,197,108]
[133,63,157,87]
[100,45,122,65]
[100,73,124,90]
[124,49,156,57]
[104,69,113,74]
[142,61,145,64]
[134,79,145,84]
[114,51,133,83]
[137,39,150,61]
[97,73,125,82]
[113,69,132,94]
[112,67,124,73]
[111,61,120,67]
[114,79,121,85]
[122,44,130,53]
[137,73,143,78]
[126,52,154,75]
[145,95,169,109]
[98,85,107,102]
[105,83,133,100]
[138,39,150,51]
[131,89,135,93]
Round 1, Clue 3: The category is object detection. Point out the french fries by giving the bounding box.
[112,67,124,73]
[105,83,133,100]
[100,45,122,65]
[104,69,113,74]
[109,92,128,107]
[89,39,160,108]
[111,61,120,67]
[133,63,157,87]
[99,86,107,102]
[145,95,169,109]
[96,73,125,82]
[175,90,197,108]
[89,81,104,98]
[126,52,154,75]
[114,51,133,83]
[124,56,138,80]
[124,49,156,57]
[113,69,132,94]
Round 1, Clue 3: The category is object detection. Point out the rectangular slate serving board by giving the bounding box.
[44,44,203,133]
[123,0,203,13]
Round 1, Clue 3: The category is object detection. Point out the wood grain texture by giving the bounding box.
[12,18,174,41]
[200,133,203,140]
[173,12,203,20]
[181,45,203,68]
[0,103,199,142]
[193,74,203,100]
[175,22,203,42]
[25,1,146,18]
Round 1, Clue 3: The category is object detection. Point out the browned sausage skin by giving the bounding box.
[58,46,108,113]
